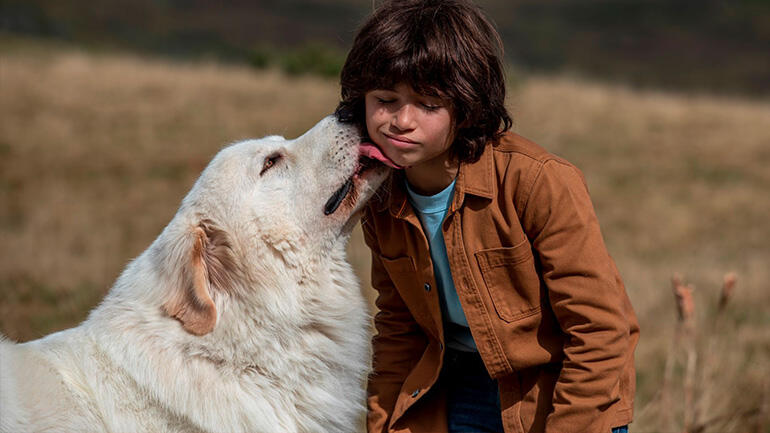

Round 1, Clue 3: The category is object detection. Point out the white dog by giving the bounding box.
[0,116,390,433]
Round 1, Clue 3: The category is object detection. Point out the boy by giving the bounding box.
[336,1,639,432]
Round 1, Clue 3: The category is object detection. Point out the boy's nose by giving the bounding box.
[392,104,416,131]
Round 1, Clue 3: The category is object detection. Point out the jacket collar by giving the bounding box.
[379,142,496,218]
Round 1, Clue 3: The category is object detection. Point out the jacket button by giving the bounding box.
[411,389,420,398]
[424,283,431,292]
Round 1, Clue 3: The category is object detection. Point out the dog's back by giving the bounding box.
[1,332,107,433]
[0,337,26,433]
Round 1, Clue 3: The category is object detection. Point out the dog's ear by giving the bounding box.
[163,220,236,336]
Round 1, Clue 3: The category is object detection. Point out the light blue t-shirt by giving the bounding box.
[405,179,477,352]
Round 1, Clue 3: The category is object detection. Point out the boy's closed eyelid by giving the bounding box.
[376,99,442,111]
[420,97,449,109]
[368,88,449,111]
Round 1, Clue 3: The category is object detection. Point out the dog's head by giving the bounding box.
[157,115,389,336]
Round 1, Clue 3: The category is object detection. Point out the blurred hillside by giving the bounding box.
[1,0,768,96]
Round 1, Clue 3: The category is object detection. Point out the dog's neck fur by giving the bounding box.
[76,219,370,432]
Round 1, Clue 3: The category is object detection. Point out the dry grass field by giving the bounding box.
[1,38,768,431]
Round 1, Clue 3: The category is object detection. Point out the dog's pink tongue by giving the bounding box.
[360,142,402,169]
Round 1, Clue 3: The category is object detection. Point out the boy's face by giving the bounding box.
[364,83,454,170]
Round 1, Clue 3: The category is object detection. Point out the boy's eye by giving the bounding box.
[260,153,283,175]
[377,98,395,104]
[421,103,441,111]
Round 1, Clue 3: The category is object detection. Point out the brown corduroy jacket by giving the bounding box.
[362,132,639,433]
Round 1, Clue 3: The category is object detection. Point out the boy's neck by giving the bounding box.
[404,156,460,196]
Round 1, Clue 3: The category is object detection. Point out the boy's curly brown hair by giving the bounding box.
[336,0,512,163]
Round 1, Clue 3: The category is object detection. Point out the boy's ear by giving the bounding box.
[163,221,236,336]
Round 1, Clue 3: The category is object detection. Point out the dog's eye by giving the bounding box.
[260,153,282,175]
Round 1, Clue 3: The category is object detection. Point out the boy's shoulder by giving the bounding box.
[492,131,571,167]
[485,132,587,217]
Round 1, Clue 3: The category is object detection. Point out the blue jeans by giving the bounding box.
[442,348,630,433]
[443,348,504,433]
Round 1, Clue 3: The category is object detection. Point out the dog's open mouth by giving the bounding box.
[323,155,378,216]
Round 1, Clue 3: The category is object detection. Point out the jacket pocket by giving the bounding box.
[475,241,541,323]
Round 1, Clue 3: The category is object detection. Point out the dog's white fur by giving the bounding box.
[0,116,388,433]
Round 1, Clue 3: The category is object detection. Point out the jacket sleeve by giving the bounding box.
[520,159,633,432]
[362,209,427,433]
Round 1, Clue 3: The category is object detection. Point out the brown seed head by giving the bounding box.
[672,274,696,322]
[718,272,737,310]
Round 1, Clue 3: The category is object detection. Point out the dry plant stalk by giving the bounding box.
[663,274,697,431]
[663,273,744,433]
[675,276,698,432]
